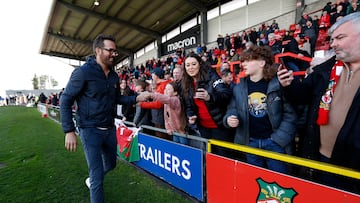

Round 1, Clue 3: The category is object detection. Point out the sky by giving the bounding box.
[0,1,75,97]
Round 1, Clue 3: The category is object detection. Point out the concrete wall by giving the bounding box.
[133,0,329,66]
[207,0,296,43]
[134,48,157,67]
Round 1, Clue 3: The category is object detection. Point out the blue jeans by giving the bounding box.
[79,127,117,203]
[247,138,288,174]
[173,135,189,145]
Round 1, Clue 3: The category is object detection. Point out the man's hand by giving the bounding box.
[188,115,197,125]
[65,131,77,152]
[136,91,152,102]
[277,68,294,87]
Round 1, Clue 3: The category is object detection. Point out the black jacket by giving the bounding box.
[60,56,136,133]
[183,69,232,127]
[284,56,360,170]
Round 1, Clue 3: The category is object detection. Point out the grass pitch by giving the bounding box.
[0,106,192,203]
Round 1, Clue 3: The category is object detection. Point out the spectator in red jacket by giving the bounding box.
[140,67,172,140]
[319,10,331,28]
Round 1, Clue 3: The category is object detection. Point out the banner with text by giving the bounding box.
[134,133,203,201]
[161,25,200,56]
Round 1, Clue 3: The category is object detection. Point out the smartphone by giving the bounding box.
[274,63,282,69]
[196,81,206,91]
[279,58,287,70]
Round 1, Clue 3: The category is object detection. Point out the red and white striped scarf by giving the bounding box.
[317,60,344,125]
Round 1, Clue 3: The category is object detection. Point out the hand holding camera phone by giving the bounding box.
[277,58,286,70]
[196,80,206,91]
[195,80,209,100]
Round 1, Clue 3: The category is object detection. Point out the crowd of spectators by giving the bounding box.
[3,1,358,193]
[38,88,64,107]
[115,2,357,109]
[3,93,36,106]
[119,1,359,82]
[28,0,359,193]
[3,88,65,107]
[105,0,360,186]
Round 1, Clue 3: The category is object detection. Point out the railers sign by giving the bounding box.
[161,25,200,55]
[134,133,204,201]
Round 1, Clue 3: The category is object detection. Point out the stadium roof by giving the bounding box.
[40,0,230,63]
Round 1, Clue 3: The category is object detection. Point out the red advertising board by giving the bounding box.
[206,153,360,203]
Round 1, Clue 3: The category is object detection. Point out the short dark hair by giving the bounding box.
[221,69,232,77]
[135,79,147,90]
[92,34,116,54]
[151,67,165,79]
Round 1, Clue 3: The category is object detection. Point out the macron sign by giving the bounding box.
[161,25,200,55]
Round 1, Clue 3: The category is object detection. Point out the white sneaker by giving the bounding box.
[85,177,91,189]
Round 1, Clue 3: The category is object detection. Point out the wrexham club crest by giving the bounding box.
[256,178,297,203]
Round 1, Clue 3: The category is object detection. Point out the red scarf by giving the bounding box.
[317,60,344,125]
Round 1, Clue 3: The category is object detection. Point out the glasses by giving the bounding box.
[102,47,118,55]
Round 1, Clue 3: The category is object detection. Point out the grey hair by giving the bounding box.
[268,33,276,39]
[328,12,360,36]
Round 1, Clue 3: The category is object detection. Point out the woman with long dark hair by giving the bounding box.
[182,53,233,153]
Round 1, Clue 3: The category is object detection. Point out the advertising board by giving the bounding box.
[134,133,204,201]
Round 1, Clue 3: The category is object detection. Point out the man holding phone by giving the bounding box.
[277,12,360,192]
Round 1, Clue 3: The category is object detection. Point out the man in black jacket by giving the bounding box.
[60,34,148,203]
[277,12,360,193]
